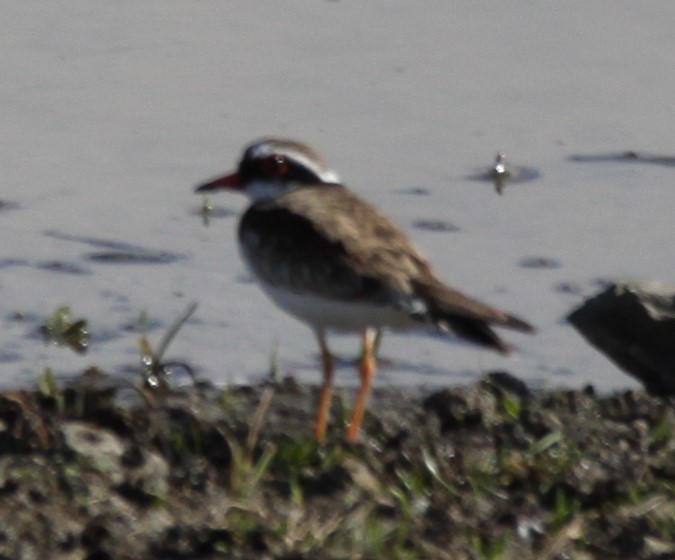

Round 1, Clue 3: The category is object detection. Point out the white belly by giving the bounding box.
[258,281,418,332]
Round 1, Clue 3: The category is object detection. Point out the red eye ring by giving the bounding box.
[261,154,289,177]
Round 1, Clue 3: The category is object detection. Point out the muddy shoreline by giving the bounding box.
[0,372,673,559]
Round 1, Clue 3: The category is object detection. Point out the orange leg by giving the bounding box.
[314,330,335,441]
[346,327,378,442]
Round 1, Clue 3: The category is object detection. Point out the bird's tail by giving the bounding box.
[411,278,535,355]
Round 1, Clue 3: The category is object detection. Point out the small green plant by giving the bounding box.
[421,447,459,495]
[501,391,522,420]
[40,305,89,354]
[346,509,420,560]
[527,431,564,459]
[649,412,674,448]
[227,435,277,498]
[223,508,266,545]
[549,485,581,531]
[225,387,278,498]
[465,448,501,497]
[272,438,323,477]
[137,301,198,390]
[37,367,66,413]
[471,531,510,560]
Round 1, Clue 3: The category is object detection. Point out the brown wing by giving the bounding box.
[238,185,410,302]
[277,185,436,292]
[240,184,535,350]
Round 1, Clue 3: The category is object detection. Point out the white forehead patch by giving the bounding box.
[247,140,341,184]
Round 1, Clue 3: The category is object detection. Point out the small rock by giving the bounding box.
[62,422,126,485]
[568,282,675,394]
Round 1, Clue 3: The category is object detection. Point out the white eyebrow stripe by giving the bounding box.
[249,142,341,184]
[289,158,340,183]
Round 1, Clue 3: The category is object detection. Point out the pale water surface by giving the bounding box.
[2,1,675,391]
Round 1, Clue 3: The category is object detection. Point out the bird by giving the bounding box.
[195,138,535,442]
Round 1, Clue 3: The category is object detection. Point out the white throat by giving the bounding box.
[244,180,295,202]
[244,170,341,202]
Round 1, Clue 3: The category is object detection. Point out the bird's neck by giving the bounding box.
[244,180,297,202]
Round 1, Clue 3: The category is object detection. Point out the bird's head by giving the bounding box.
[195,137,341,202]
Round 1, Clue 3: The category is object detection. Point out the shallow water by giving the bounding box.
[3,1,675,391]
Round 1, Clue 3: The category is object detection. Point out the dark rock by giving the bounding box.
[299,465,350,498]
[568,282,675,394]
[423,389,485,432]
[481,371,531,397]
[80,519,111,549]
[120,445,145,468]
